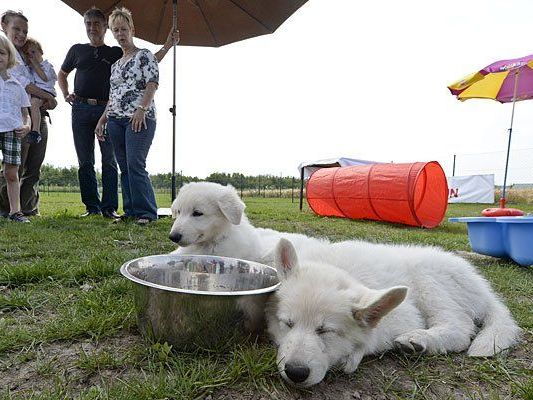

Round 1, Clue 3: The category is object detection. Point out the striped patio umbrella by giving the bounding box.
[448,54,533,211]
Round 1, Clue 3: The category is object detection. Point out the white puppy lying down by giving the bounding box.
[169,182,326,262]
[266,238,521,388]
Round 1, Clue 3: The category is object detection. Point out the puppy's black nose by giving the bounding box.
[285,363,310,383]
[169,232,182,243]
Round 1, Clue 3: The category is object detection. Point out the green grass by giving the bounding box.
[0,192,532,399]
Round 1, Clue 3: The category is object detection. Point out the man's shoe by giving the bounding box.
[102,210,121,219]
[112,214,134,224]
[80,211,101,217]
[9,212,30,223]
[136,217,153,226]
[22,210,40,216]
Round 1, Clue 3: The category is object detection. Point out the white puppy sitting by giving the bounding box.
[169,182,264,260]
[169,182,325,262]
[266,238,521,388]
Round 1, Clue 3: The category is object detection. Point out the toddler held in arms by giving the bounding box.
[21,37,57,143]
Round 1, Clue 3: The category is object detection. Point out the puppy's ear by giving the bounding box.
[171,183,191,219]
[352,286,407,328]
[274,238,299,279]
[217,185,245,225]
[171,198,179,219]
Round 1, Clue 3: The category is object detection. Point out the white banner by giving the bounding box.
[447,174,494,203]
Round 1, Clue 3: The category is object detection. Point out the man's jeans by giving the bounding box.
[106,116,158,221]
[72,101,118,213]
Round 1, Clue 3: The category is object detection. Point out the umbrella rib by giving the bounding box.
[228,0,274,32]
[102,1,123,15]
[154,0,169,42]
[196,0,220,47]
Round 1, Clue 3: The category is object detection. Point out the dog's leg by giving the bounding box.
[393,309,475,354]
[342,351,365,374]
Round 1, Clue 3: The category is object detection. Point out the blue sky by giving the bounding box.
[3,0,533,183]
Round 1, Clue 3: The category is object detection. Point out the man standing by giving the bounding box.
[58,7,175,218]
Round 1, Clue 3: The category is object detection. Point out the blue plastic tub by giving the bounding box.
[449,216,533,266]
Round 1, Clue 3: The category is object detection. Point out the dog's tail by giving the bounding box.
[467,298,521,357]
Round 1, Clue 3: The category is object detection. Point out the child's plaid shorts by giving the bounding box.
[0,131,22,165]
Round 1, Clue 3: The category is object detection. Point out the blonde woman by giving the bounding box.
[95,8,159,225]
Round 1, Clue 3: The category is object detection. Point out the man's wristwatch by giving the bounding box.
[137,105,148,112]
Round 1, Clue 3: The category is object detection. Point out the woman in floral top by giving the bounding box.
[95,7,158,225]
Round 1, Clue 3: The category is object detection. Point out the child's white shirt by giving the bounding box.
[31,60,57,97]
[0,74,31,132]
[9,51,32,102]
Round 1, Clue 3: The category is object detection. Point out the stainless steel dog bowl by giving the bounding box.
[120,254,280,351]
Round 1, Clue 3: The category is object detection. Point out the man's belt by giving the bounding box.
[76,96,108,106]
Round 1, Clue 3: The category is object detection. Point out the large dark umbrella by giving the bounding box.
[60,0,308,199]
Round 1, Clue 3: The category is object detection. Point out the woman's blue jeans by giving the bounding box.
[106,116,158,220]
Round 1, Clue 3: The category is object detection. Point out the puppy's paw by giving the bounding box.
[394,330,428,353]
[342,352,364,374]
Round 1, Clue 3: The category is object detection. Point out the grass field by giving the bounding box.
[0,192,532,400]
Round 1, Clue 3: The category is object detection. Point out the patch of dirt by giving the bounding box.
[454,250,499,262]
[212,350,529,399]
[0,333,144,395]
[1,332,531,399]
[211,333,533,400]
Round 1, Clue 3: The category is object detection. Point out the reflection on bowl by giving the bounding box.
[120,254,280,351]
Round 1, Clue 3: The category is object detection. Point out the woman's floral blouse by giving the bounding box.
[107,48,159,120]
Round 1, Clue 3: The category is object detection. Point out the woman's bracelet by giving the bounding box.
[137,105,148,112]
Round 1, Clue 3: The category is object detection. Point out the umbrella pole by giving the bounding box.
[171,0,178,201]
[500,70,519,208]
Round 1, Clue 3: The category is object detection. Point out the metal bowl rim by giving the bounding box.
[120,254,280,296]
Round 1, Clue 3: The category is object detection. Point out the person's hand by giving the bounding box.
[95,120,106,141]
[43,97,58,110]
[130,108,147,133]
[14,124,31,138]
[64,93,76,105]
[166,28,180,45]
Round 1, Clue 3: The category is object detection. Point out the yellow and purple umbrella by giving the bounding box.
[448,54,533,213]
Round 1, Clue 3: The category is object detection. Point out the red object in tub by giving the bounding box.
[481,197,525,216]
[306,162,448,228]
[481,208,525,217]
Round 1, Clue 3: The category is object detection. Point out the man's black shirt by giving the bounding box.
[61,44,122,100]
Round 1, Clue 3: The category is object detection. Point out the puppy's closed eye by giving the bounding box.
[315,325,335,335]
[281,319,294,329]
[192,210,203,217]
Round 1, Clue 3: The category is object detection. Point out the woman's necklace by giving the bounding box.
[121,46,139,64]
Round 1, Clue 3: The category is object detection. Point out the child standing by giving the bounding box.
[0,34,31,222]
[20,37,56,144]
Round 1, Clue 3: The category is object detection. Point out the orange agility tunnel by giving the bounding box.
[306,161,448,228]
